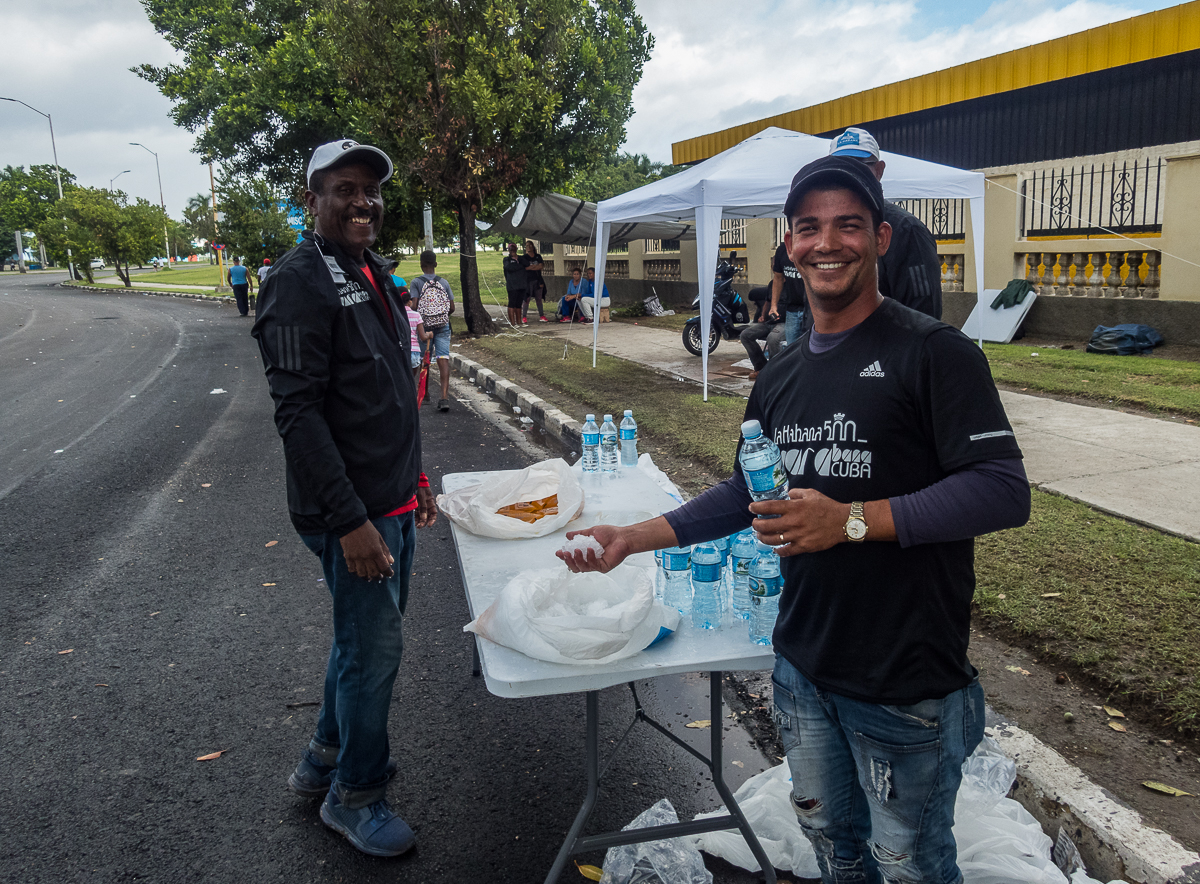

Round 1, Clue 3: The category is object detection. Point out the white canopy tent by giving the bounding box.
[589,127,987,399]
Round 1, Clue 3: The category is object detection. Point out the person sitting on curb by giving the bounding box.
[560,267,584,322]
[579,267,611,321]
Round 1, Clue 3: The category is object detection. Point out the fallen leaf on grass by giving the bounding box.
[1143,781,1192,797]
[997,593,1006,600]
[1108,721,1127,732]
[58,649,73,655]
[196,749,229,761]
[262,583,276,586]
[1103,706,1125,718]
[1041,592,1062,598]
[1005,665,1031,676]
[575,861,603,881]
[264,540,278,547]
[685,719,712,729]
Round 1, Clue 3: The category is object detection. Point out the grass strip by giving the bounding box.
[463,327,747,473]
[975,491,1200,733]
[463,329,1200,735]
[984,343,1200,418]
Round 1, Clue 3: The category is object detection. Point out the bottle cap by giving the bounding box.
[624,409,633,416]
[585,414,595,421]
[741,419,762,438]
[603,414,612,421]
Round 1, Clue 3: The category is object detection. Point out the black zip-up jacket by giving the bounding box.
[252,231,421,537]
[880,201,943,320]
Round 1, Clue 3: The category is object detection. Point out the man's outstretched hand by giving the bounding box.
[340,520,395,580]
[556,526,631,574]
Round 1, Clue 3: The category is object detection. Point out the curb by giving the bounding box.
[451,344,1200,884]
[61,282,236,306]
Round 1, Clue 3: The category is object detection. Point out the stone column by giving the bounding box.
[1104,252,1123,298]
[1142,252,1160,299]
[1071,252,1086,296]
[1087,252,1104,298]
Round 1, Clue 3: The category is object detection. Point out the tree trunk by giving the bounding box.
[115,261,131,287]
[456,198,495,335]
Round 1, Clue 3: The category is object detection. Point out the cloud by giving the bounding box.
[624,0,1152,162]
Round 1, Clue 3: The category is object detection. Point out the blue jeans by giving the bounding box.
[772,655,984,884]
[300,513,416,808]
[785,309,805,346]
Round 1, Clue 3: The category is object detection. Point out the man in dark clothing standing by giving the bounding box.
[558,156,1029,884]
[251,139,436,858]
[769,241,807,345]
[829,127,943,319]
[502,242,527,327]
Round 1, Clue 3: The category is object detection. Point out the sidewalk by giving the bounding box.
[490,307,1200,542]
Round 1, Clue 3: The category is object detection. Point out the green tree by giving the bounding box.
[46,189,167,285]
[216,173,297,267]
[182,192,217,247]
[566,152,684,203]
[0,164,79,270]
[136,0,652,334]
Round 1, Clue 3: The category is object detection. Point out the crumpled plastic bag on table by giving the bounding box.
[436,457,584,539]
[600,798,711,884]
[463,565,679,665]
[692,736,1127,884]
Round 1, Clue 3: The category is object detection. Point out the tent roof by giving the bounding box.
[489,192,696,246]
[596,127,985,224]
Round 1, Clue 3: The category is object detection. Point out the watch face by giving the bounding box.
[846,518,868,541]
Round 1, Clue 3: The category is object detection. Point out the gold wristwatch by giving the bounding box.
[844,501,868,542]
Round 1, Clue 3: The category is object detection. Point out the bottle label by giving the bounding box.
[733,557,751,576]
[750,575,781,597]
[691,562,722,582]
[582,432,599,446]
[744,462,785,493]
[662,551,690,571]
[619,428,636,440]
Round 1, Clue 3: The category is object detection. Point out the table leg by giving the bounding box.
[544,690,600,884]
[708,671,776,884]
[470,635,481,678]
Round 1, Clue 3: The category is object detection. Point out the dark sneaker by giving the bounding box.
[437,398,449,412]
[320,790,415,857]
[289,750,398,799]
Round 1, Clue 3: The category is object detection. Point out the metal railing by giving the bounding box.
[1021,159,1164,237]
[644,239,681,253]
[720,219,746,248]
[891,199,966,240]
[563,244,588,257]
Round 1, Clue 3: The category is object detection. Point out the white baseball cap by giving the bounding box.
[827,128,880,161]
[307,139,393,188]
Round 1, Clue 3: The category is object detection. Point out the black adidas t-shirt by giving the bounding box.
[772,243,806,313]
[742,298,1021,704]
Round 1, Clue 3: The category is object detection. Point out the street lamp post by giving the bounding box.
[130,142,171,269]
[0,96,75,279]
[110,170,131,192]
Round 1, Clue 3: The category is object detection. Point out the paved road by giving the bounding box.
[0,276,771,883]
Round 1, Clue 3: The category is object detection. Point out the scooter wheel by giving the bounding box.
[683,322,720,356]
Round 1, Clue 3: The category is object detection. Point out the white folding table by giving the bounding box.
[444,466,777,883]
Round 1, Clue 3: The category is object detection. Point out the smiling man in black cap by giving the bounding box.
[252,139,436,858]
[556,155,1030,883]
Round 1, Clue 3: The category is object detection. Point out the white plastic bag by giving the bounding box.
[463,565,679,665]
[600,799,712,884]
[437,458,584,539]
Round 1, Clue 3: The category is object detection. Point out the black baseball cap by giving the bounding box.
[783,155,884,222]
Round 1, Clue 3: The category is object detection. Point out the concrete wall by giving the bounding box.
[1158,154,1200,302]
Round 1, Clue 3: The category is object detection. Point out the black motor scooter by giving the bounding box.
[681,252,750,356]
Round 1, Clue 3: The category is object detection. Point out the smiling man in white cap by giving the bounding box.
[252,139,436,858]
[828,127,944,319]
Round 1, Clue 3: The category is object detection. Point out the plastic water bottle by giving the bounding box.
[619,410,638,467]
[738,420,788,518]
[581,414,600,473]
[690,541,724,631]
[653,548,663,602]
[730,531,757,620]
[748,542,782,645]
[599,414,619,473]
[660,543,692,614]
[712,534,732,616]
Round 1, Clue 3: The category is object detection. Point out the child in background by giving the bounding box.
[400,288,429,381]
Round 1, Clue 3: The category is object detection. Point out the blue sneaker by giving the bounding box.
[289,750,398,799]
[320,789,415,857]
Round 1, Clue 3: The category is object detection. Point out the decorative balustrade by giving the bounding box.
[605,260,629,279]
[564,259,586,277]
[645,259,681,281]
[1019,251,1160,299]
[938,253,966,291]
[543,259,555,276]
[729,256,747,285]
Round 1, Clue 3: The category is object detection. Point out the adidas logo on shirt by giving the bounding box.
[859,360,885,378]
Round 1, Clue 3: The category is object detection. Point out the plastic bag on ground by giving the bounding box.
[1086,323,1164,355]
[463,565,679,665]
[600,798,711,884]
[693,737,1129,884]
[437,457,584,538]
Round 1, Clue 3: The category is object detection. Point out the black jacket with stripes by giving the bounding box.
[252,231,421,537]
[880,201,943,320]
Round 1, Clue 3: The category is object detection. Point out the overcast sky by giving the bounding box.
[1,0,1178,216]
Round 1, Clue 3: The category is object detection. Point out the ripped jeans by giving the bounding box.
[772,655,984,884]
